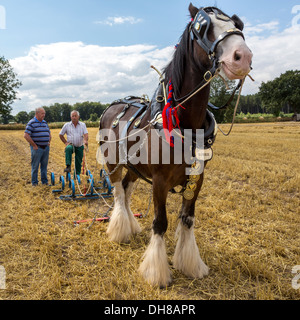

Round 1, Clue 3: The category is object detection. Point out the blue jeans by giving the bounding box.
[30,146,50,185]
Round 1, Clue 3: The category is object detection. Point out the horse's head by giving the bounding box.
[189,4,253,80]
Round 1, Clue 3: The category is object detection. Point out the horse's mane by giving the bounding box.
[164,22,207,98]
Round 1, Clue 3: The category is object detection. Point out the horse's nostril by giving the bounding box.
[234,52,241,61]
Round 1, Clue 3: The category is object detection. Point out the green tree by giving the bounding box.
[0,56,22,116]
[259,70,300,116]
[89,113,99,122]
[239,93,263,114]
[209,77,238,123]
[43,106,54,122]
[73,101,89,120]
[61,103,72,122]
[0,113,15,124]
[15,111,29,124]
[28,110,35,119]
[73,101,107,121]
[50,103,63,122]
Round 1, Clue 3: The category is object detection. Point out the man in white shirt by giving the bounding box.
[59,111,89,175]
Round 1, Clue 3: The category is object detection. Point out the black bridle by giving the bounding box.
[174,7,245,107]
[190,7,245,69]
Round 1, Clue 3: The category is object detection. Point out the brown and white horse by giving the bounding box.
[99,4,253,287]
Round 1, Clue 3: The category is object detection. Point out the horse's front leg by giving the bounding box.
[173,174,209,279]
[138,177,172,288]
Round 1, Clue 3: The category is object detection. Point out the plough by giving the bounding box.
[50,168,114,201]
[50,150,149,227]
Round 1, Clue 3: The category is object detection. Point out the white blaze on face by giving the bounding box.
[210,13,253,80]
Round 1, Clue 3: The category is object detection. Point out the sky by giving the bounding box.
[0,0,300,115]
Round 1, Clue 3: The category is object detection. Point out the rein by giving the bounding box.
[160,4,254,140]
[100,6,252,144]
[217,77,245,136]
[160,67,251,138]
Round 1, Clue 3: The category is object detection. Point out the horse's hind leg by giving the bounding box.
[122,171,141,235]
[173,175,209,279]
[106,166,132,243]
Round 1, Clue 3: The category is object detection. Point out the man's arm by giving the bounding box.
[24,133,38,150]
[83,133,89,146]
[59,124,69,146]
[59,134,69,146]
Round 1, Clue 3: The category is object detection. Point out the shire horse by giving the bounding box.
[99,3,253,287]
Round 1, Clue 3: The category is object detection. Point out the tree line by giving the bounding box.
[1,101,110,124]
[12,94,266,125]
[207,70,300,123]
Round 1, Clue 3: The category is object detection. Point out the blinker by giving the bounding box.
[191,7,245,60]
[191,8,212,53]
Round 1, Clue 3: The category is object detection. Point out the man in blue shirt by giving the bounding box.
[24,107,51,186]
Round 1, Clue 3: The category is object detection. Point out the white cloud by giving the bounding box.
[10,42,173,114]
[94,16,143,26]
[242,23,300,95]
[10,21,300,114]
[244,20,279,35]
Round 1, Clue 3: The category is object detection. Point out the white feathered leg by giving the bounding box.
[107,182,132,243]
[173,218,209,278]
[139,232,172,288]
[124,181,141,235]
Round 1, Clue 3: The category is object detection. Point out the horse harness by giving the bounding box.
[171,6,245,106]
[189,7,245,89]
[100,92,217,198]
[100,7,245,199]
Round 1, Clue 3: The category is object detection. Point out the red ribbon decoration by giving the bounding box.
[162,81,181,147]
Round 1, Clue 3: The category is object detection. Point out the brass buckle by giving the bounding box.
[204,70,212,82]
[156,95,165,103]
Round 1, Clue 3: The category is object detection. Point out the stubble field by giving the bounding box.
[0,122,299,300]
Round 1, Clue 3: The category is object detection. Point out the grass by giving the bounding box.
[235,113,294,123]
[0,122,299,300]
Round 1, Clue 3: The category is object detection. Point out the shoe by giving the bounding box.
[64,165,71,173]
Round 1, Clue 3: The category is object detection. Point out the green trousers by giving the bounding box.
[65,145,84,175]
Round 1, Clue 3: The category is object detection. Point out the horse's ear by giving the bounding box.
[189,3,199,19]
[231,14,244,31]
